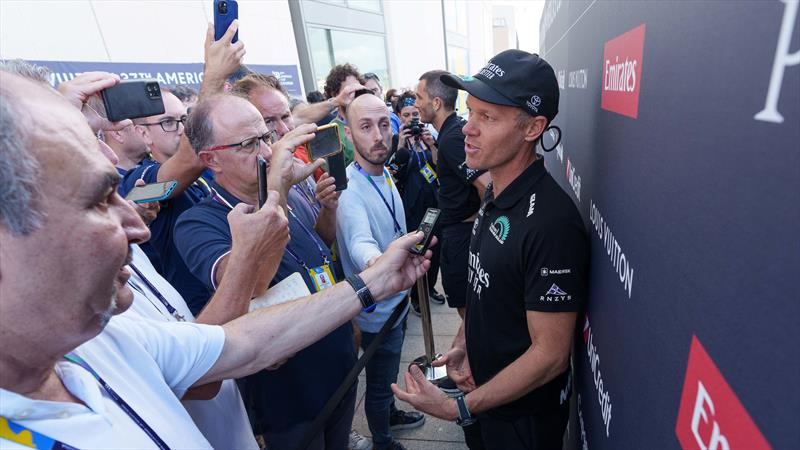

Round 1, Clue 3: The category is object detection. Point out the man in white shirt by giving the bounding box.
[0,70,433,449]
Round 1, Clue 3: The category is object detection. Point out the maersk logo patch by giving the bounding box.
[490,216,510,244]
[540,283,572,302]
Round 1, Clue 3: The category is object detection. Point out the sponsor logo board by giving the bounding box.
[601,24,646,118]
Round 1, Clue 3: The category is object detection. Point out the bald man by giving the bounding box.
[335,93,425,450]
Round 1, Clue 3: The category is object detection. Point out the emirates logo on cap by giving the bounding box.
[526,95,542,113]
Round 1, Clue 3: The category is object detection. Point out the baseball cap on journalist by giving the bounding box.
[440,49,560,124]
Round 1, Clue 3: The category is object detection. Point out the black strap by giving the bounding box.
[294,298,408,450]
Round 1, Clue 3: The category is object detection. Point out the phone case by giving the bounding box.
[214,0,239,43]
[308,123,343,160]
[101,80,165,122]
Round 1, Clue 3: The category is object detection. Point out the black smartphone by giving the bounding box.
[411,208,440,254]
[308,123,343,160]
[214,0,239,43]
[101,79,165,122]
[326,151,348,192]
[257,156,268,208]
[124,180,177,204]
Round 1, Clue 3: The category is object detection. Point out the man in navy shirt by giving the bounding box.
[175,94,357,448]
[117,89,211,306]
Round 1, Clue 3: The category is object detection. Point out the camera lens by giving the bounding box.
[219,1,228,14]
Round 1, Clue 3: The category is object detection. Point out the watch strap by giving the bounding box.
[455,393,476,426]
[346,274,376,312]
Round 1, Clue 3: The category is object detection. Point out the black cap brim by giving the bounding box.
[440,73,517,108]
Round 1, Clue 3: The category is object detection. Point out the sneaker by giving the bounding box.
[349,430,373,450]
[389,409,425,430]
[429,289,446,304]
[384,441,407,450]
[410,301,421,316]
[436,376,463,397]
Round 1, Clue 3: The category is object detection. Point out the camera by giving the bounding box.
[407,117,425,136]
[218,1,228,14]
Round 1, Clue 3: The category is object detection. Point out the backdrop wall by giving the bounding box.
[537,1,799,448]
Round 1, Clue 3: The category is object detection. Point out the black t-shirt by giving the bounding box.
[465,157,589,417]
[436,112,486,227]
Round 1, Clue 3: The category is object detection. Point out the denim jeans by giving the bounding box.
[359,317,407,449]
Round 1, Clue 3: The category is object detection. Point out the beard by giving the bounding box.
[356,141,390,166]
[100,288,118,328]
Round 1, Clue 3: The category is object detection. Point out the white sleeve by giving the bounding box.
[336,189,382,271]
[110,316,226,397]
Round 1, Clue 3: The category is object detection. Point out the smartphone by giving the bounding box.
[308,123,343,160]
[257,156,268,208]
[124,180,177,204]
[101,80,165,122]
[326,151,348,192]
[214,0,239,43]
[411,208,440,254]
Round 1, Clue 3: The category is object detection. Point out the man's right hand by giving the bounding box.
[268,124,325,197]
[227,193,289,262]
[397,125,413,149]
[433,347,477,393]
[201,20,245,97]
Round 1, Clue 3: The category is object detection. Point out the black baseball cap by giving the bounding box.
[440,49,559,122]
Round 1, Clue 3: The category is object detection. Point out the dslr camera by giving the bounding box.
[407,117,425,137]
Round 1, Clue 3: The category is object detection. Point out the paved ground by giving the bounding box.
[351,278,468,449]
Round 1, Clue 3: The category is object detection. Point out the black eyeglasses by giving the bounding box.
[139,116,187,132]
[204,132,276,154]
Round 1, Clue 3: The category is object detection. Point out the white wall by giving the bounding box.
[0,0,301,66]
[383,0,446,91]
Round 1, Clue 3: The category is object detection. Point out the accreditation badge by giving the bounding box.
[309,265,336,291]
[419,163,438,183]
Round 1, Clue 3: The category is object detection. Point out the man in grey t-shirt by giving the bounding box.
[336,93,426,450]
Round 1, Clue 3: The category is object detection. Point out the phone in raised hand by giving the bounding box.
[214,0,239,43]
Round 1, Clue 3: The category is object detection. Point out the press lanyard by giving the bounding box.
[353,162,402,234]
[128,263,185,322]
[285,206,330,268]
[412,142,428,167]
[62,354,172,450]
[0,416,78,450]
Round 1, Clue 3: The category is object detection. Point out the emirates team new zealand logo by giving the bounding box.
[490,216,510,244]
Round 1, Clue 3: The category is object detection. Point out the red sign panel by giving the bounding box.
[675,336,771,450]
[601,24,646,118]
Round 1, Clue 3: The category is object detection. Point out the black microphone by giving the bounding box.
[394,147,410,165]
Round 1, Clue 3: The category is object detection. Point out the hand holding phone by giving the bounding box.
[214,0,239,43]
[410,208,440,254]
[124,180,177,204]
[101,80,165,122]
[308,123,343,160]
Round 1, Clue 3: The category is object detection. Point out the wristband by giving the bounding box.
[454,393,476,427]
[346,274,376,313]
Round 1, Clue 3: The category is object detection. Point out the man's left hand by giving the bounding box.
[392,365,458,421]
[315,173,340,210]
[58,71,132,132]
[128,179,161,225]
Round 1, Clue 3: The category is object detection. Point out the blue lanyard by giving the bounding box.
[285,206,330,269]
[0,416,78,450]
[353,162,402,234]
[128,263,185,321]
[412,142,429,168]
[62,354,172,450]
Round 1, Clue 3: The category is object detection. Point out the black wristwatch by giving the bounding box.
[454,393,475,427]
[346,274,376,313]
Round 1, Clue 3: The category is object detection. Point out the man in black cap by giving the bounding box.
[391,49,589,450]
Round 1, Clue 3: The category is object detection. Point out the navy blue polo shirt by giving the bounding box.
[174,182,356,430]
[118,158,213,314]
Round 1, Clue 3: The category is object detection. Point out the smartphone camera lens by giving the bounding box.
[218,1,228,14]
[146,83,161,99]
